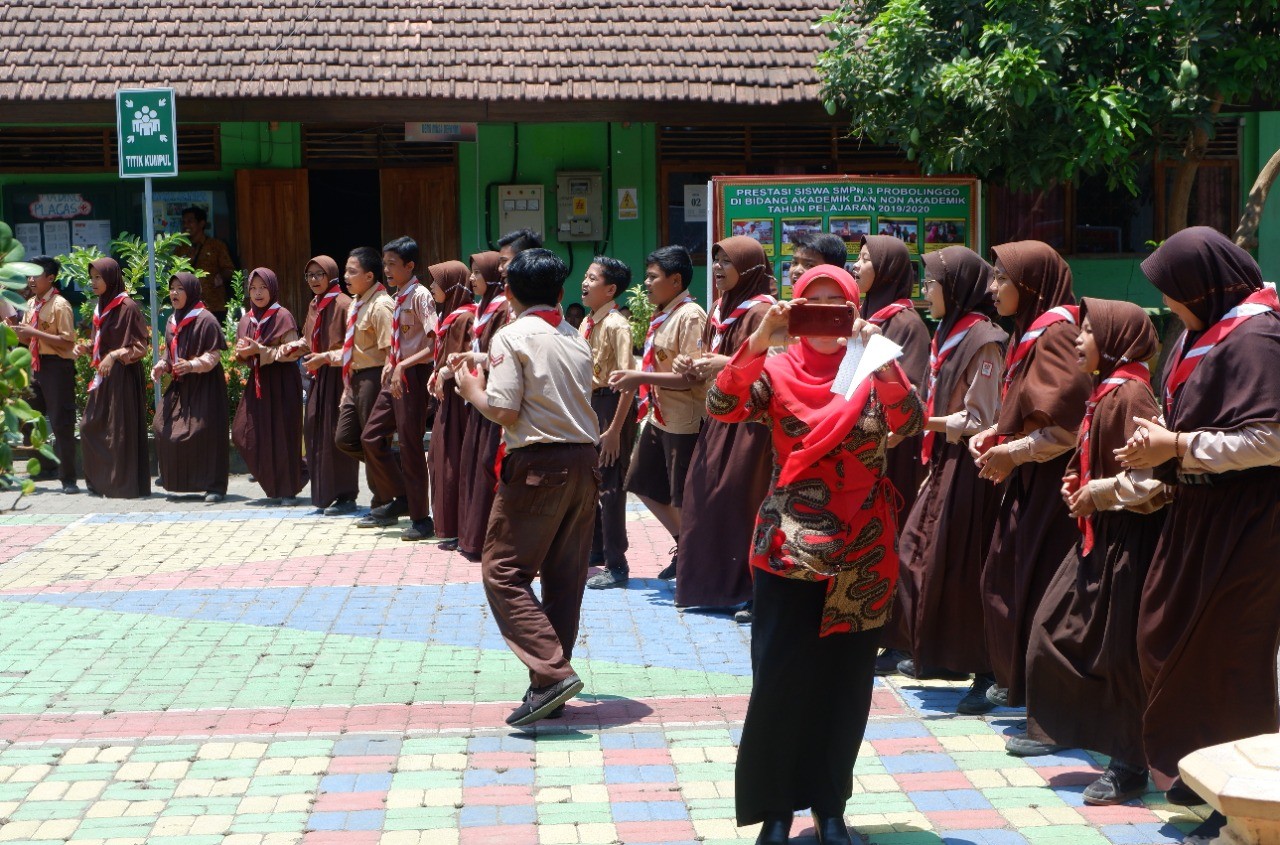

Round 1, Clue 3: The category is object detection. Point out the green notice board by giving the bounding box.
[713,175,980,299]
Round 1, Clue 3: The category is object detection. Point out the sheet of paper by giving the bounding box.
[831,333,903,399]
[13,223,41,257]
[72,219,113,254]
[41,221,71,256]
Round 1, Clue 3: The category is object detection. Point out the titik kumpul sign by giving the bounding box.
[116,88,179,179]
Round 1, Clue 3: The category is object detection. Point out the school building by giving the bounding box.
[2,2,1278,320]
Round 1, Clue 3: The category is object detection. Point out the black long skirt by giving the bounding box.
[81,361,151,499]
[675,418,772,609]
[232,361,304,500]
[457,412,502,557]
[1138,469,1280,789]
[980,451,1077,707]
[736,572,881,825]
[156,365,229,495]
[890,439,1002,673]
[1027,510,1165,763]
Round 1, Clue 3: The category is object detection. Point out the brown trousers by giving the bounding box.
[30,356,78,483]
[361,363,432,522]
[590,389,636,572]
[334,368,383,504]
[483,442,600,688]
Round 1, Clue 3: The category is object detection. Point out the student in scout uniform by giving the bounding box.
[75,257,151,499]
[332,247,396,508]
[453,248,599,728]
[357,237,439,541]
[609,245,707,580]
[579,256,639,590]
[426,260,478,549]
[286,256,360,514]
[456,230,540,561]
[152,272,230,502]
[231,267,305,504]
[789,231,851,290]
[14,256,79,493]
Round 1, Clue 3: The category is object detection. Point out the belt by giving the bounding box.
[1178,466,1280,487]
[592,387,614,396]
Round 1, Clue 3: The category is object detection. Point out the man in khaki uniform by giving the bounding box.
[609,246,707,580]
[175,206,236,324]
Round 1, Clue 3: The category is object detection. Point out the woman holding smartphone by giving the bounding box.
[710,264,924,845]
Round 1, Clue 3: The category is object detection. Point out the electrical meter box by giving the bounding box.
[555,171,604,242]
[496,184,545,239]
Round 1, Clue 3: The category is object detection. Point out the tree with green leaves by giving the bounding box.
[0,222,52,495]
[817,1,1280,243]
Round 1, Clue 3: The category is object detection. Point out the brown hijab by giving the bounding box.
[470,251,504,311]
[89,257,148,352]
[923,247,1008,417]
[307,255,342,292]
[167,272,226,359]
[860,234,916,315]
[431,260,474,316]
[304,256,350,353]
[991,240,1076,333]
[238,267,298,346]
[712,236,774,314]
[1076,298,1160,479]
[992,243,1089,435]
[1141,229,1280,432]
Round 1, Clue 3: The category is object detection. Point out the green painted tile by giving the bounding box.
[950,751,1030,770]
[675,762,735,782]
[187,759,261,779]
[227,811,308,834]
[534,766,606,787]
[245,775,319,797]
[161,796,245,816]
[265,740,334,758]
[390,771,464,790]
[537,801,613,824]
[866,832,947,845]
[384,806,458,830]
[102,779,178,801]
[843,791,915,814]
[45,762,121,781]
[1022,826,1109,844]
[8,799,91,821]
[128,744,201,762]
[923,718,998,737]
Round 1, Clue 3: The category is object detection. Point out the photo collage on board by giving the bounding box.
[731,212,969,301]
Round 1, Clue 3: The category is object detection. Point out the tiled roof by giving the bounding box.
[1,1,830,113]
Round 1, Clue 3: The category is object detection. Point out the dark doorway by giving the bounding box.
[308,169,381,268]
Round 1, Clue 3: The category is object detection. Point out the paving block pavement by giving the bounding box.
[0,474,1211,844]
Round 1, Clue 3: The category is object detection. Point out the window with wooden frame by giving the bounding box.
[0,125,221,173]
[658,125,916,261]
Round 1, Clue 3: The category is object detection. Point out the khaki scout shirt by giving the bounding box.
[390,279,439,361]
[327,286,393,371]
[580,304,635,391]
[646,295,707,435]
[23,290,77,359]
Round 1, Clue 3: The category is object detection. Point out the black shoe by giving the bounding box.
[520,687,565,719]
[811,811,853,845]
[656,561,676,580]
[323,499,358,516]
[1004,732,1066,757]
[402,518,435,541]
[506,675,583,727]
[1183,811,1226,843]
[897,659,970,681]
[263,497,283,506]
[734,605,754,624]
[1165,780,1208,806]
[874,649,907,676]
[1083,760,1149,806]
[438,539,459,551]
[587,568,629,589]
[458,548,481,562]
[61,482,81,495]
[370,497,409,519]
[755,814,791,845]
[985,684,1010,707]
[957,675,997,715]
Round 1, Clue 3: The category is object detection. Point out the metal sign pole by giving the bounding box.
[143,176,161,411]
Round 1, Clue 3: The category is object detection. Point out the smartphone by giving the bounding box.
[787,302,855,338]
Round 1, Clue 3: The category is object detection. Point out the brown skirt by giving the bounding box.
[305,365,358,508]
[675,418,773,609]
[156,365,229,495]
[1138,469,1280,789]
[457,411,502,557]
[429,382,473,539]
[80,361,151,499]
[980,451,1077,706]
[232,360,304,499]
[887,438,1001,673]
[1027,509,1164,763]
[884,431,926,525]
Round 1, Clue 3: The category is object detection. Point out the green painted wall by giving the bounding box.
[1245,112,1280,284]
[457,122,659,301]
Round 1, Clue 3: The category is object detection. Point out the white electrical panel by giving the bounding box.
[497,184,545,238]
[556,171,604,242]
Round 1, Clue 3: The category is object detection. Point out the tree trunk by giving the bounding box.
[1235,144,1280,250]
[1164,100,1223,238]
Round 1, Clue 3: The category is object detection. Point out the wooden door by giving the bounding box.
[380,167,460,269]
[234,169,312,325]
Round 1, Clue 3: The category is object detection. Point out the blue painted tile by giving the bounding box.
[604,764,677,784]
[908,789,993,812]
[1099,823,1184,845]
[880,753,958,774]
[463,767,535,787]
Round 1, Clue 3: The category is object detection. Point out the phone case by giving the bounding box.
[787,303,855,337]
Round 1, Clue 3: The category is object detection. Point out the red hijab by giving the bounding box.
[764,264,869,486]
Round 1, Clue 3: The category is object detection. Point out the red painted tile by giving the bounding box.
[462,785,536,806]
[1076,803,1161,824]
[613,821,698,842]
[893,771,974,792]
[606,784,683,803]
[303,832,379,845]
[460,825,540,845]
[311,791,387,812]
[601,748,674,766]
[870,737,945,756]
[924,809,1008,829]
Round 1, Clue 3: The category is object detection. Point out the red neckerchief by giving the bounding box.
[583,304,616,342]
[248,302,282,399]
[435,303,477,365]
[310,284,342,355]
[1163,288,1280,408]
[167,303,206,380]
[26,291,52,373]
[1077,362,1151,555]
[709,294,776,352]
[1003,305,1079,397]
[389,278,422,370]
[474,293,507,338]
[868,298,914,326]
[637,294,694,424]
[522,305,564,328]
[342,284,385,386]
[89,292,129,392]
[920,311,987,464]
